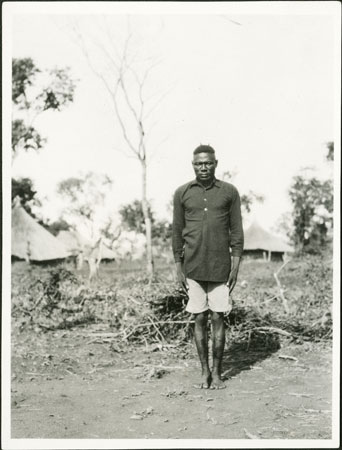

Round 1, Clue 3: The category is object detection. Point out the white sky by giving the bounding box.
[8,4,339,231]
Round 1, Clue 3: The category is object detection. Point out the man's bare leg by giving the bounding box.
[193,311,211,388]
[210,311,226,389]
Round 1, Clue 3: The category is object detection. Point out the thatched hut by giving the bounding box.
[11,204,69,263]
[243,221,293,261]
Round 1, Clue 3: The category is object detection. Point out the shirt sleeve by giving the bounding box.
[229,187,244,257]
[172,188,185,262]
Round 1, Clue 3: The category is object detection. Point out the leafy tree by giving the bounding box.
[289,174,333,253]
[11,177,55,233]
[119,200,172,241]
[12,57,40,104]
[12,119,46,153]
[57,172,113,238]
[44,219,71,236]
[11,177,41,216]
[152,219,173,242]
[326,141,334,162]
[240,192,265,216]
[288,142,334,253]
[119,200,154,235]
[12,58,76,157]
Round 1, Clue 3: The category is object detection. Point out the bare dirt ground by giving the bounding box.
[11,328,332,440]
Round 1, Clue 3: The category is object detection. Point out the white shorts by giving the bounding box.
[186,278,232,314]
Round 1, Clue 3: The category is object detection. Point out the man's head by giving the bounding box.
[192,145,218,184]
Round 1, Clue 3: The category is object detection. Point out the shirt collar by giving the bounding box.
[190,178,221,188]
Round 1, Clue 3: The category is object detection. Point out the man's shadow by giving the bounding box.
[220,307,281,380]
[221,337,280,381]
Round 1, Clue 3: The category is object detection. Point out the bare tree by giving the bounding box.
[100,219,122,249]
[71,19,168,278]
[83,237,103,282]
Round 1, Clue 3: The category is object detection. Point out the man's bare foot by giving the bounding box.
[210,375,226,390]
[193,371,211,389]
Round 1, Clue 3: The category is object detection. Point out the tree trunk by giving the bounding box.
[141,159,154,277]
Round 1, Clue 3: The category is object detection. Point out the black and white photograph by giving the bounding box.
[2,1,340,449]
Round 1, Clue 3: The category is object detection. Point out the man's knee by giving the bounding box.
[194,311,209,325]
[211,311,224,323]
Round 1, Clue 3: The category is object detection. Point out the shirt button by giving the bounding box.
[204,208,208,211]
[204,198,207,201]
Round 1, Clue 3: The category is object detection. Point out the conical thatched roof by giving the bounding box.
[12,204,70,261]
[56,230,88,255]
[244,221,293,253]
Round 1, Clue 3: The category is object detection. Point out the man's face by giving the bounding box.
[192,152,218,183]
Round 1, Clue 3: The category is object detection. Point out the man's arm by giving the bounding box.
[175,261,188,292]
[228,188,244,293]
[228,256,241,293]
[172,189,188,292]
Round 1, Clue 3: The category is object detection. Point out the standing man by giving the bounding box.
[172,145,244,389]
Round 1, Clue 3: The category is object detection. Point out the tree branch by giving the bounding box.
[92,37,120,73]
[73,25,140,158]
[143,84,174,121]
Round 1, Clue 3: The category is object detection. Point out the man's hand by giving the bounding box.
[227,256,241,294]
[175,262,188,294]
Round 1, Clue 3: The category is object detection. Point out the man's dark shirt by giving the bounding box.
[172,178,244,282]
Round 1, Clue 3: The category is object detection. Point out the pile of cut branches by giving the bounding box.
[11,267,191,344]
[11,254,333,348]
